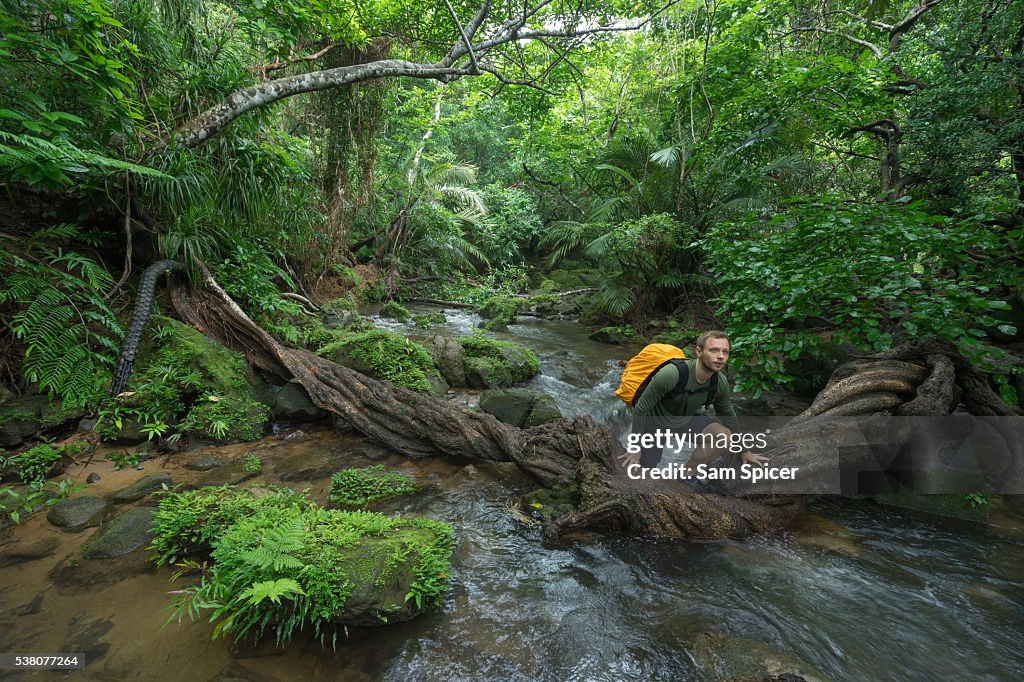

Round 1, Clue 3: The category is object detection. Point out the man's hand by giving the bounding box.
[617,450,640,468]
[741,451,769,466]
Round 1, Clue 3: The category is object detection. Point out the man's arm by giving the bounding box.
[712,375,741,433]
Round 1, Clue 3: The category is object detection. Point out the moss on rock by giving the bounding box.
[181,394,269,443]
[152,485,454,643]
[329,465,418,509]
[318,328,447,396]
[413,312,447,329]
[380,301,411,322]
[459,336,539,388]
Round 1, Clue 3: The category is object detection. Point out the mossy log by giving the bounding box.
[168,267,1021,540]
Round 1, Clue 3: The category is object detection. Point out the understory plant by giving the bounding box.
[703,198,1022,396]
[154,486,453,647]
[329,465,418,508]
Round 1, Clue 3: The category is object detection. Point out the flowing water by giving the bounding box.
[2,307,1022,681]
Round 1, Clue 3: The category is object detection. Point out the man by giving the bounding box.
[621,330,768,469]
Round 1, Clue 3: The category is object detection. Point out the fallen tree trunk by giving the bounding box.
[168,268,1022,540]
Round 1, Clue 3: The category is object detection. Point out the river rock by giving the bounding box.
[196,458,260,487]
[273,381,326,422]
[423,335,467,386]
[479,389,563,428]
[186,454,224,471]
[588,328,634,344]
[62,614,114,663]
[86,472,101,484]
[274,447,347,481]
[82,507,157,559]
[0,535,61,567]
[0,393,85,448]
[110,473,171,503]
[692,632,831,682]
[47,496,109,532]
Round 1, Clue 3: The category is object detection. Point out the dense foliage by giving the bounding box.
[1,0,1021,404]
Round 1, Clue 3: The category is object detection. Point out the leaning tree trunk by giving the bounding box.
[167,266,1022,541]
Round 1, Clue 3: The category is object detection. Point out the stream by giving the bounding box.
[1,306,1022,680]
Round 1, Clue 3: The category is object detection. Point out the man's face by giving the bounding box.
[697,337,730,373]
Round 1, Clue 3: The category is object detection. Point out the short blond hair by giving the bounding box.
[696,330,730,350]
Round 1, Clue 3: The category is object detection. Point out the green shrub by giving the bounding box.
[242,453,262,473]
[329,465,418,508]
[704,198,1022,396]
[13,443,63,483]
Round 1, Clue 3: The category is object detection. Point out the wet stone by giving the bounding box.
[0,536,61,567]
[82,507,156,559]
[86,472,101,484]
[186,454,223,471]
[197,459,259,487]
[47,496,109,532]
[274,447,347,481]
[62,614,114,664]
[110,473,171,503]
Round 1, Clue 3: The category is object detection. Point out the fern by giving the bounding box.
[0,229,124,406]
[240,579,306,606]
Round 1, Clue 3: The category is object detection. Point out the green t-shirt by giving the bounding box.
[632,359,739,432]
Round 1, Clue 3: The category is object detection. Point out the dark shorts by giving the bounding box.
[686,415,717,434]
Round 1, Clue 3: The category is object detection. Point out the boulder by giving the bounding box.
[461,338,539,389]
[0,393,85,448]
[692,632,831,682]
[48,496,110,532]
[272,381,326,422]
[110,474,172,503]
[321,329,448,397]
[82,507,157,559]
[479,388,563,428]
[423,335,467,387]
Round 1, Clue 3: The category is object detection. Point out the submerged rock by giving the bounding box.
[110,474,171,503]
[692,632,831,682]
[0,536,61,567]
[82,507,157,559]
[48,496,109,532]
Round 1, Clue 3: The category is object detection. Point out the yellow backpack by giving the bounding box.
[614,343,719,407]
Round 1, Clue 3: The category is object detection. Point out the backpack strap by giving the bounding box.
[664,359,719,409]
[633,359,720,410]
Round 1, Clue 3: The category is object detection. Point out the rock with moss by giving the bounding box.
[413,312,447,329]
[422,335,467,386]
[0,394,85,449]
[181,395,269,443]
[589,326,639,344]
[318,329,448,397]
[141,318,272,404]
[479,388,562,428]
[329,465,418,509]
[477,297,519,328]
[459,336,539,388]
[379,301,411,322]
[152,486,454,641]
[522,484,579,522]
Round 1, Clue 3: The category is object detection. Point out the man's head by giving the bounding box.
[695,331,730,373]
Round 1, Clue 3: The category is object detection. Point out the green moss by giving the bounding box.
[181,394,269,443]
[153,486,454,646]
[323,295,358,313]
[547,269,586,289]
[458,336,539,387]
[478,296,519,325]
[380,301,411,322]
[329,465,418,509]
[413,312,447,329]
[318,329,440,393]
